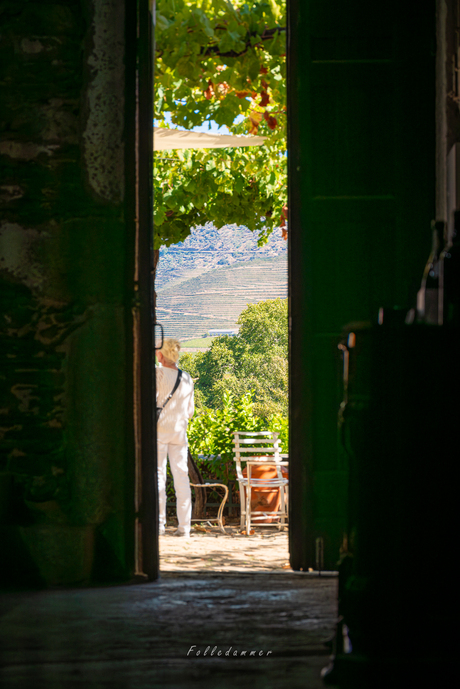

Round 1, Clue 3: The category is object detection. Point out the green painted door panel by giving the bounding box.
[310,64,394,198]
[288,0,435,570]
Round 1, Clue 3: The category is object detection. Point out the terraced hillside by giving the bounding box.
[155,224,288,341]
[156,223,287,291]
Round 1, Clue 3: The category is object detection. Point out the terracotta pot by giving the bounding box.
[242,464,288,524]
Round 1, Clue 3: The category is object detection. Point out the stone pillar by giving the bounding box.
[0,1,143,586]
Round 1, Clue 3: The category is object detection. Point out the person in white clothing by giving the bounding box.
[156,338,194,537]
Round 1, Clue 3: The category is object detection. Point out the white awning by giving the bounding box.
[153,127,266,150]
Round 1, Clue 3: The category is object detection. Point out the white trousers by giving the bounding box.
[157,441,191,534]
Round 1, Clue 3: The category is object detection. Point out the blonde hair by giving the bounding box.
[160,337,181,364]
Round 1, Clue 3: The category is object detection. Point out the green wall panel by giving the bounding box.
[289,0,436,570]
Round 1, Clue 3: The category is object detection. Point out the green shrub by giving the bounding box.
[267,413,289,454]
[188,391,288,483]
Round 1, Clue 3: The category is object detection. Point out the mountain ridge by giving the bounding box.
[155,224,287,341]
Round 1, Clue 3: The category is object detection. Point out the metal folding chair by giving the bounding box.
[233,431,289,535]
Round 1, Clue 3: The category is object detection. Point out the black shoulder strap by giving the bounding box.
[158,368,182,416]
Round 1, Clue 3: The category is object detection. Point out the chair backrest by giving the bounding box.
[233,431,281,480]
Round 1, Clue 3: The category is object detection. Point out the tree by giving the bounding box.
[238,297,287,354]
[181,297,288,417]
[154,0,287,249]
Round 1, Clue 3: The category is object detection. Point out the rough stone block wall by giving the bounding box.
[0,0,136,586]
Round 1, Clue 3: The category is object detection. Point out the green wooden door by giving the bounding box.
[288,0,436,570]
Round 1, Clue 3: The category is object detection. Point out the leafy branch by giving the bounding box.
[154,0,287,249]
[199,26,286,58]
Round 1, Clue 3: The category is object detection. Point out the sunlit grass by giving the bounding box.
[181,336,217,348]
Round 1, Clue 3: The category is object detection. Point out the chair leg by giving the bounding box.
[246,482,252,535]
[239,484,245,529]
[216,484,228,534]
[279,484,286,531]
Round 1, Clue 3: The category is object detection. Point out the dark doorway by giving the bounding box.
[147,0,437,578]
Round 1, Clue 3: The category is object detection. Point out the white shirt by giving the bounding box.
[156,365,194,444]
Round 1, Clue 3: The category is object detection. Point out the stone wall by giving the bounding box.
[0,0,137,586]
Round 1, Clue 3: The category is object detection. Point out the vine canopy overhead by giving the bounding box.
[154,0,287,249]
